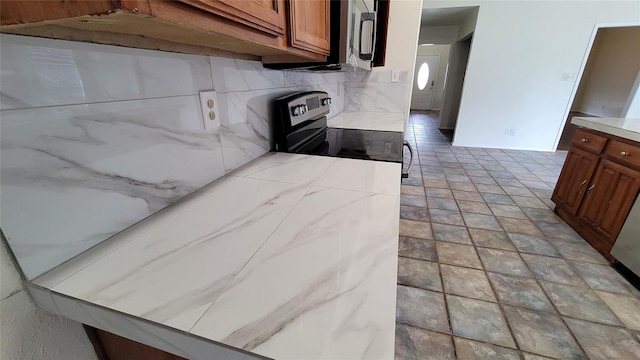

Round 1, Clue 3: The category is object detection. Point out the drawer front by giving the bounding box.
[572,129,607,154]
[606,140,640,170]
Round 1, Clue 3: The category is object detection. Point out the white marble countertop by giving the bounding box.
[328,111,406,133]
[32,152,401,360]
[571,117,640,142]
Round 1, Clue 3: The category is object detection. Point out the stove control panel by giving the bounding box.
[291,104,308,116]
[281,91,331,127]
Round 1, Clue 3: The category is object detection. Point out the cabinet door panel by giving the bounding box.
[289,0,330,55]
[578,159,640,245]
[579,164,617,228]
[551,147,599,215]
[178,0,285,36]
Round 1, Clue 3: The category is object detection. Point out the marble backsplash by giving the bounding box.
[0,34,346,279]
[343,70,409,113]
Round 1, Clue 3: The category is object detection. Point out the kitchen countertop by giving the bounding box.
[328,111,406,133]
[30,152,401,360]
[571,117,640,142]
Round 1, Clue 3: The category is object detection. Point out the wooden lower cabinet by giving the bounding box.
[84,326,187,360]
[577,160,640,246]
[553,128,640,259]
[551,147,599,216]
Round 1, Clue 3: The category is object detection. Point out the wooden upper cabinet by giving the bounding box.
[0,0,328,63]
[177,0,285,37]
[288,0,330,55]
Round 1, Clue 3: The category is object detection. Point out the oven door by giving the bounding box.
[291,128,329,155]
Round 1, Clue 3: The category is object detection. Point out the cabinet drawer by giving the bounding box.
[606,140,640,170]
[572,129,607,154]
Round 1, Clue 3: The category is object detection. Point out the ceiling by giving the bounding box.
[421,6,478,26]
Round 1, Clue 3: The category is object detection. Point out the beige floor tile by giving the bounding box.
[436,242,482,269]
[441,264,495,301]
[399,219,433,240]
[596,291,640,330]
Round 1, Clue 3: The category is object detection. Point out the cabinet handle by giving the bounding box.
[581,138,588,143]
[586,184,595,196]
[620,151,629,156]
[578,180,587,193]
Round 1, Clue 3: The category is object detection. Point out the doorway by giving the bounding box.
[411,54,440,110]
[413,6,479,142]
[557,25,640,150]
[439,35,472,132]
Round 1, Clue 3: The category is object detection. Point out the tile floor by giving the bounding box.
[395,111,640,360]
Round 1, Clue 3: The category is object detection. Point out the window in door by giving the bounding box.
[417,62,430,90]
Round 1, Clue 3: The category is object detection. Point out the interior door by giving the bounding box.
[411,55,439,110]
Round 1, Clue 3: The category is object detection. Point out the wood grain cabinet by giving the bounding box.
[84,326,186,360]
[0,0,329,62]
[551,147,599,216]
[288,0,331,55]
[577,159,640,248]
[553,128,640,259]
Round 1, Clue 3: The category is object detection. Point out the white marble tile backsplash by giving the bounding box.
[1,96,226,279]
[343,70,409,114]
[0,34,213,110]
[0,34,346,279]
[210,57,285,92]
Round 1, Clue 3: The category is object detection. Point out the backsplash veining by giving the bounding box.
[344,70,409,113]
[0,34,346,279]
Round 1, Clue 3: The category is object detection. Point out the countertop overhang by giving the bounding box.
[28,152,402,360]
[571,117,640,142]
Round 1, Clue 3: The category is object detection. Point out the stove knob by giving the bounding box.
[321,97,332,106]
[300,104,308,114]
[292,105,301,116]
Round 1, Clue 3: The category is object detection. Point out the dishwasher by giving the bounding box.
[611,196,640,278]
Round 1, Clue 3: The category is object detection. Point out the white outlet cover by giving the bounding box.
[198,90,220,130]
[391,69,400,83]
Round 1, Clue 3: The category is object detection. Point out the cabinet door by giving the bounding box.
[177,0,285,36]
[551,147,599,215]
[578,159,640,245]
[288,0,330,55]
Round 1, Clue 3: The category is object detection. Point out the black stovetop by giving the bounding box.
[299,127,404,163]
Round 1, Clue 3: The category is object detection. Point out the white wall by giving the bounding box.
[440,37,472,130]
[416,44,451,110]
[623,70,640,118]
[375,0,423,125]
[1,240,98,360]
[423,0,640,151]
[572,26,640,117]
[457,8,479,40]
[419,25,460,44]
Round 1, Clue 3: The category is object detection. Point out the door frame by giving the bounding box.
[553,21,640,151]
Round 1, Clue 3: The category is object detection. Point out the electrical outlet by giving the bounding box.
[199,90,220,130]
[504,128,516,136]
[391,69,400,83]
[561,73,577,82]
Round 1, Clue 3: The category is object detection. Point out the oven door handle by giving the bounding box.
[402,140,414,179]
